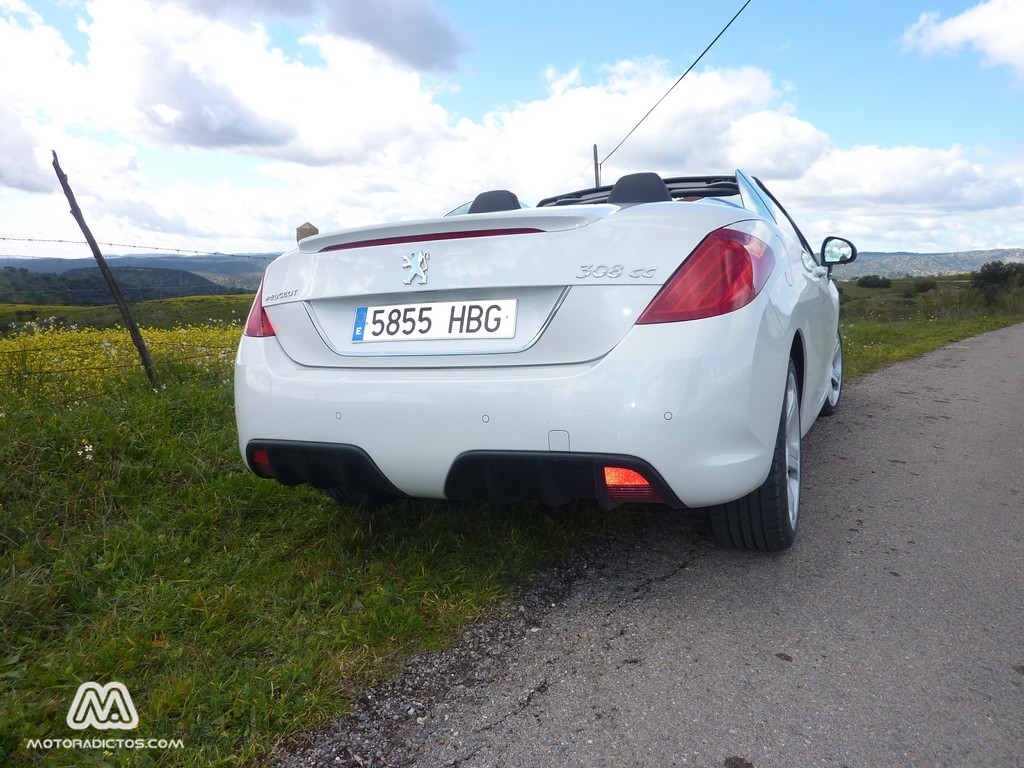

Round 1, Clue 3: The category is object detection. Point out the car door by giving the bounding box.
[743,173,838,413]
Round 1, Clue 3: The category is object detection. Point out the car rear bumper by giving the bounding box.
[234,303,790,508]
[243,440,685,509]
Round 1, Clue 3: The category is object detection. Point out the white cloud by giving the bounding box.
[2,0,1023,258]
[545,66,582,97]
[901,0,1024,75]
[79,0,298,148]
[165,0,467,72]
[0,3,91,121]
[727,111,830,180]
[455,63,785,194]
[174,0,314,19]
[71,0,454,164]
[770,144,1024,251]
[795,145,1013,210]
[279,33,454,165]
[0,107,51,192]
[323,0,469,73]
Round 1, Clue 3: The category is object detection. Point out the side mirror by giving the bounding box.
[821,236,857,266]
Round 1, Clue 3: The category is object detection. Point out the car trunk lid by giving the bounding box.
[259,202,750,368]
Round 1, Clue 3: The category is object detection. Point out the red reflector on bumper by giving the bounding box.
[603,466,662,504]
[251,448,274,478]
[604,466,649,487]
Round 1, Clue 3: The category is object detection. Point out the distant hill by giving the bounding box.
[2,247,1023,305]
[1,253,277,292]
[843,248,1024,278]
[0,265,240,305]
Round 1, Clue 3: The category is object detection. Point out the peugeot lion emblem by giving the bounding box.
[402,250,429,285]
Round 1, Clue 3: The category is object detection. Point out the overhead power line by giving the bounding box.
[599,0,754,170]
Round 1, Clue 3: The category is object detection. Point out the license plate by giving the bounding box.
[352,299,517,342]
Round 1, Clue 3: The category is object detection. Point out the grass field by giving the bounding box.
[0,316,633,766]
[837,274,1024,377]
[0,294,254,334]
[2,278,1022,766]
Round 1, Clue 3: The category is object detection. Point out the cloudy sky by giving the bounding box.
[1,0,1022,259]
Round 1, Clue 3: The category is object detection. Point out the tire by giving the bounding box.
[818,329,843,417]
[710,359,801,552]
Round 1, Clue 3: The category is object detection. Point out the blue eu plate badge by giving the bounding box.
[352,307,368,341]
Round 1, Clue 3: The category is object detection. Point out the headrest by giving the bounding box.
[607,172,671,205]
[468,189,521,213]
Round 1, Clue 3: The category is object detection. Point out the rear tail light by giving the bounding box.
[243,280,276,337]
[603,466,662,504]
[637,227,775,324]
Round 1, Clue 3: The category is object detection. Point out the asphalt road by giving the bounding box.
[281,323,1024,768]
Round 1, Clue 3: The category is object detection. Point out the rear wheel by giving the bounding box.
[819,329,843,417]
[710,359,801,552]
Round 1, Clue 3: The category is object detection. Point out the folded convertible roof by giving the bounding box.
[537,174,739,207]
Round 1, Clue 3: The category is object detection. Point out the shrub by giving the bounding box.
[857,275,891,289]
[971,261,1024,305]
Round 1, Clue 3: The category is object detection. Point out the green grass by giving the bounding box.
[836,275,1024,377]
[2,282,1023,766]
[0,332,634,766]
[0,295,255,335]
[841,315,1023,378]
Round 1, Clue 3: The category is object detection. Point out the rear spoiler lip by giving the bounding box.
[317,227,542,253]
[297,207,616,254]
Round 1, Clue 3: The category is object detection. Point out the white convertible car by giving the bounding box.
[235,171,856,551]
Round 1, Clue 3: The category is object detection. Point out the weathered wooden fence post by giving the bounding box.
[51,151,161,389]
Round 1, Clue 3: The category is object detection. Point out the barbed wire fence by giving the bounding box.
[0,322,243,416]
[0,233,278,257]
[0,283,249,414]
[1,264,268,415]
[0,155,277,415]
